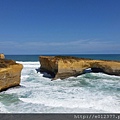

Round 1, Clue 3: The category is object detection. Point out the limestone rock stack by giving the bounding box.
[0,54,23,91]
[39,56,120,80]
[0,53,5,59]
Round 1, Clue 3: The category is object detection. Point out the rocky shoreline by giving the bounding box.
[0,54,23,91]
[39,56,120,80]
[0,54,120,91]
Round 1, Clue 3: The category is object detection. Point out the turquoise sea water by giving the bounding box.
[0,54,120,113]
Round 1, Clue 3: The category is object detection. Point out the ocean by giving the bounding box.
[0,54,120,113]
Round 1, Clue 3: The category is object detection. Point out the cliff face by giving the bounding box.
[0,58,23,91]
[39,56,58,77]
[39,56,120,80]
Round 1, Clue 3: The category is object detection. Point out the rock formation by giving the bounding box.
[0,53,5,59]
[0,55,23,91]
[39,56,120,80]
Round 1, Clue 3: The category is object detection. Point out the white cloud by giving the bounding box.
[0,39,120,54]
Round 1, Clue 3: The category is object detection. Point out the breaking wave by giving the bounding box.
[0,61,120,113]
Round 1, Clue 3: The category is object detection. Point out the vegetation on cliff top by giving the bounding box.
[0,59,16,68]
[54,56,120,62]
[55,55,92,60]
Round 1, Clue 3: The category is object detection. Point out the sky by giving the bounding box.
[0,0,120,54]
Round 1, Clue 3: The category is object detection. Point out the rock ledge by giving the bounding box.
[39,56,120,80]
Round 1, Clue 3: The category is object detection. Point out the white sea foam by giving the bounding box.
[0,102,9,113]
[0,61,120,113]
[19,84,120,113]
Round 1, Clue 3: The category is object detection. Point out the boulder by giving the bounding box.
[39,56,120,80]
[0,58,23,91]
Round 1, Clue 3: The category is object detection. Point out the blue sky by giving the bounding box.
[0,0,120,54]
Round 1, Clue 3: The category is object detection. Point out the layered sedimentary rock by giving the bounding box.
[39,56,120,80]
[0,57,23,91]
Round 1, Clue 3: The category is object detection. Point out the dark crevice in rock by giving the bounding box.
[40,68,56,78]
[91,67,104,73]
